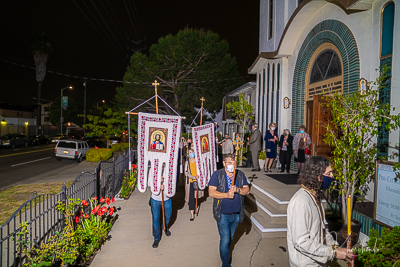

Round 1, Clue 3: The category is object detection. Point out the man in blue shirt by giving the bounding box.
[209,153,250,267]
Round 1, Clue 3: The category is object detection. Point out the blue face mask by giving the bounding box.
[299,130,304,134]
[189,153,195,158]
[321,175,335,189]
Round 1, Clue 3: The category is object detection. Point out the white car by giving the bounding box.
[54,140,89,163]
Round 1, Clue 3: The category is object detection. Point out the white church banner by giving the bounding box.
[192,123,217,190]
[137,112,181,197]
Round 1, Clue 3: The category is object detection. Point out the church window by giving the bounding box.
[271,64,275,122]
[381,2,395,58]
[276,64,280,124]
[309,50,342,84]
[268,0,274,40]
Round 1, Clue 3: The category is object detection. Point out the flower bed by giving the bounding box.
[120,165,137,199]
[17,196,119,266]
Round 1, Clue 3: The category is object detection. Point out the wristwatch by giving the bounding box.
[238,188,241,194]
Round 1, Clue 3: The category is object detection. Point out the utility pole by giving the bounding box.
[83,79,90,134]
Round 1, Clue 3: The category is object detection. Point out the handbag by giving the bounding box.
[305,147,311,155]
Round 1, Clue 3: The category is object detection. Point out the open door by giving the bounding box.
[310,95,333,158]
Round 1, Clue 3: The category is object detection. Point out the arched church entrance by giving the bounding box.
[305,43,343,158]
[291,20,360,158]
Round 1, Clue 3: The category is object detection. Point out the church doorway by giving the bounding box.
[305,43,343,157]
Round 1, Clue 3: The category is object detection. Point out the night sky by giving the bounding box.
[0,0,259,109]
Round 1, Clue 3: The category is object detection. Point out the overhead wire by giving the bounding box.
[123,0,139,38]
[100,0,126,41]
[127,0,143,38]
[130,0,145,36]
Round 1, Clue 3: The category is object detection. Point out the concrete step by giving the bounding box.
[245,204,287,238]
[245,193,287,224]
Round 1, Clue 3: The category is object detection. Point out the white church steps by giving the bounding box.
[245,206,288,238]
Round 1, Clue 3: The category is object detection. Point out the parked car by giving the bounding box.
[50,134,67,143]
[108,136,122,145]
[1,133,28,149]
[54,140,89,163]
[29,135,51,146]
[68,132,82,140]
[87,140,107,149]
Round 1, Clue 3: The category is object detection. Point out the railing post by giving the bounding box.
[112,157,116,196]
[61,182,66,229]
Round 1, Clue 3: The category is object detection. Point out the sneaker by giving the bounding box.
[152,240,160,248]
[165,229,171,236]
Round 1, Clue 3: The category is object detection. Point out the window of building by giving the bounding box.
[44,117,50,122]
[381,2,395,58]
[309,49,342,84]
[44,107,50,112]
[276,64,280,124]
[268,0,274,40]
[271,64,275,122]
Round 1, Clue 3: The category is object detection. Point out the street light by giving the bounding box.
[60,86,72,134]
[97,100,105,108]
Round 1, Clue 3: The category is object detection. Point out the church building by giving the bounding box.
[249,0,399,162]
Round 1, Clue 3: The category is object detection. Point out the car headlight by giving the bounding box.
[4,140,10,144]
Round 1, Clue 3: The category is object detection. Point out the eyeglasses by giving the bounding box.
[323,171,334,177]
[225,161,236,164]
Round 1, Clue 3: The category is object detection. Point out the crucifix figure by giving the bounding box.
[232,136,244,163]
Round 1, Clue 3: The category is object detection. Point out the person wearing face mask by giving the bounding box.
[248,123,262,171]
[209,154,250,267]
[264,122,279,172]
[278,129,293,173]
[184,148,204,221]
[287,156,354,266]
[293,125,311,174]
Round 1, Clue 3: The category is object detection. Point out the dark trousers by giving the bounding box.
[189,182,196,210]
[280,150,292,172]
[251,149,260,169]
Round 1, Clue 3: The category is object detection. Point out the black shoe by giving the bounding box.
[165,229,171,236]
[152,240,160,248]
[280,170,285,173]
[190,216,195,221]
[251,169,260,172]
[287,171,290,174]
[297,170,300,174]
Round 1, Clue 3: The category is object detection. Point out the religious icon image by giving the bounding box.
[148,127,168,153]
[200,134,210,154]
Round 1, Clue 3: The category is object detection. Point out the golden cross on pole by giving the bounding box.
[152,80,160,114]
[200,97,205,126]
[232,136,244,163]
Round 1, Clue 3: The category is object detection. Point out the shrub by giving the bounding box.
[86,148,112,162]
[111,143,129,153]
[120,167,136,198]
[354,226,400,266]
[258,150,266,160]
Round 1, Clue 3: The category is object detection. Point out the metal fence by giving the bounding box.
[0,149,134,267]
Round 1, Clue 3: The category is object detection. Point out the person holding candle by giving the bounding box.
[286,156,355,266]
[293,125,311,174]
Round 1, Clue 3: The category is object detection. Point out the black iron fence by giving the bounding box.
[0,149,134,267]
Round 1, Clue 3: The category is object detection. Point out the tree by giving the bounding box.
[226,93,254,165]
[49,96,82,129]
[116,28,244,123]
[83,108,134,141]
[322,65,400,222]
[30,32,53,134]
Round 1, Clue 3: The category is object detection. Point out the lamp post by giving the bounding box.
[97,100,105,108]
[60,86,72,134]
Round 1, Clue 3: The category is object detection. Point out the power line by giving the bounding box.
[123,0,139,38]
[130,0,145,36]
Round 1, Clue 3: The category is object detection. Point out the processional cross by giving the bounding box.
[152,80,160,114]
[232,136,244,163]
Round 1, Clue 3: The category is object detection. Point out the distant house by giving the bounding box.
[221,82,256,138]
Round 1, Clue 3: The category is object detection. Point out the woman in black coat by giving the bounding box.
[278,129,293,173]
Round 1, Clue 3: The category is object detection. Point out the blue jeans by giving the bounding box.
[150,198,172,241]
[217,213,239,267]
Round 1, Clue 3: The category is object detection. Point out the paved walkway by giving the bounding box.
[90,178,289,267]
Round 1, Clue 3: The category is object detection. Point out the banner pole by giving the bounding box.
[153,80,165,230]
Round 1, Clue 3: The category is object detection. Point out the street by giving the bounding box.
[0,144,78,190]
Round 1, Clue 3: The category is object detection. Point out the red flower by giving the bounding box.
[81,200,89,206]
[109,207,115,215]
[111,197,115,203]
[100,197,105,203]
[93,196,97,200]
[80,210,84,216]
[102,207,107,213]
[84,214,89,219]
[105,197,111,205]
[92,205,100,215]
[97,209,104,216]
[75,216,80,223]
[132,164,137,170]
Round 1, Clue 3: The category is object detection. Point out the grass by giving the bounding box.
[0,181,73,226]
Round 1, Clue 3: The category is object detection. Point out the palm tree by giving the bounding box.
[30,32,53,134]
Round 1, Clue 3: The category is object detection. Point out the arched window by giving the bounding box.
[309,50,342,84]
[276,64,280,124]
[271,64,275,122]
[381,2,395,58]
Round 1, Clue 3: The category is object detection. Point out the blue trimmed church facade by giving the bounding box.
[249,0,399,201]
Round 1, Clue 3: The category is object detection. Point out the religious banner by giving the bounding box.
[191,123,217,190]
[137,112,181,197]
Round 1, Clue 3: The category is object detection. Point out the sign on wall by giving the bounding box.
[374,161,400,227]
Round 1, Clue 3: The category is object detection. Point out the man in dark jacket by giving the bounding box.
[249,123,262,171]
[278,129,293,173]
[209,154,250,267]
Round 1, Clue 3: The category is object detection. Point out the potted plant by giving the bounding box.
[322,65,400,246]
[258,149,266,171]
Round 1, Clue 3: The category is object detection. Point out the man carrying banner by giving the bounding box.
[150,176,171,248]
[209,153,250,267]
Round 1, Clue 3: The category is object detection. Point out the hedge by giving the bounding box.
[86,148,113,162]
[111,143,130,153]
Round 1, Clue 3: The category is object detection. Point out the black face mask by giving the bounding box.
[321,175,335,189]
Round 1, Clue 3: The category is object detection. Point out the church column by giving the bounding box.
[280,57,291,131]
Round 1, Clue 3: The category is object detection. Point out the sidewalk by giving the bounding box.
[90,179,289,267]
